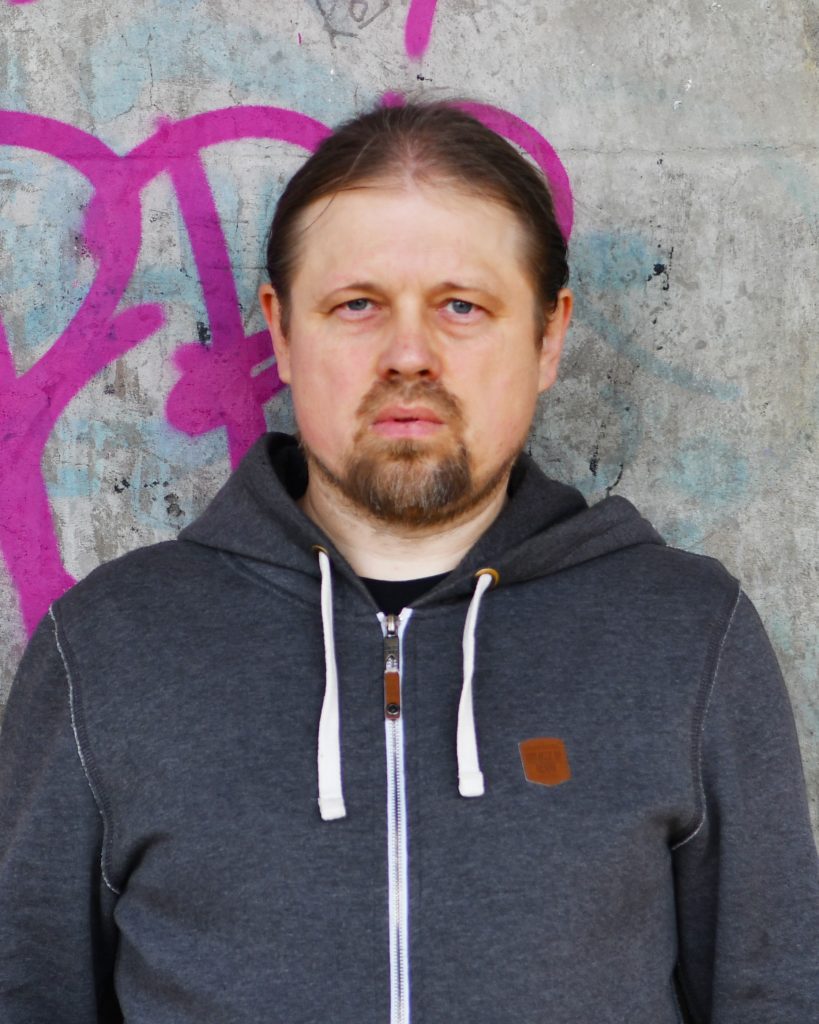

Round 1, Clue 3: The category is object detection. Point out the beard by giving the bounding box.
[301,380,517,528]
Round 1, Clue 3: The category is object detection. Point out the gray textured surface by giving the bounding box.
[0,0,816,838]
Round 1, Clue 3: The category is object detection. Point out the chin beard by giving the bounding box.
[304,437,515,529]
[341,439,472,526]
[299,378,517,527]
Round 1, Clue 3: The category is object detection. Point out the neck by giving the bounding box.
[299,469,509,581]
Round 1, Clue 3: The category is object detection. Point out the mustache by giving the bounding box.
[356,379,464,423]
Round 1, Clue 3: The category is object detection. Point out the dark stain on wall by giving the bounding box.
[647,244,674,292]
[164,492,184,519]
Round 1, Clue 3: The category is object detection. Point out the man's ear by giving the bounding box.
[537,288,572,394]
[259,283,291,385]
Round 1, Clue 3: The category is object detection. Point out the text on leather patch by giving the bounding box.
[519,737,571,786]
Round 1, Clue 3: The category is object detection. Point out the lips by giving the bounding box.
[374,405,444,425]
[371,405,445,438]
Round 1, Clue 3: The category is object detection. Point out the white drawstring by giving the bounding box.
[457,570,495,798]
[316,549,347,821]
[315,552,495,817]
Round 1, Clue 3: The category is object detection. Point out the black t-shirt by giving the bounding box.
[360,574,448,615]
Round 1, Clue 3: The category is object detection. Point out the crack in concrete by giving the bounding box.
[146,31,157,113]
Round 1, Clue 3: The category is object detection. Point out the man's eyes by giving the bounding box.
[336,298,481,318]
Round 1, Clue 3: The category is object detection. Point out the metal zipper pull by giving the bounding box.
[384,613,401,720]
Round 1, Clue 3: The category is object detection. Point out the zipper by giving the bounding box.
[380,610,413,1024]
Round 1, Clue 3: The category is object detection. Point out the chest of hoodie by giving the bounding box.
[392,580,706,1018]
[81,567,705,916]
[70,565,716,1011]
[394,590,700,897]
[67,589,394,1020]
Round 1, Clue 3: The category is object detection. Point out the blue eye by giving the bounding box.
[344,298,370,311]
[447,299,476,315]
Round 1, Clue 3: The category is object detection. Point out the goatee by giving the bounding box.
[301,380,512,527]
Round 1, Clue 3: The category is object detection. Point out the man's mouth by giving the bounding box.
[371,405,445,439]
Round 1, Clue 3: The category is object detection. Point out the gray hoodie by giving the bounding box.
[1,431,817,1023]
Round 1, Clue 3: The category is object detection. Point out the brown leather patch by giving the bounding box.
[519,738,571,786]
[384,671,401,719]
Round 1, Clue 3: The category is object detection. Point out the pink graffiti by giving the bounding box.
[0,107,328,635]
[404,0,439,59]
[382,93,574,242]
[457,102,574,241]
[0,100,571,638]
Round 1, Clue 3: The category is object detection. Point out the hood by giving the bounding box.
[180,432,665,600]
[180,432,666,822]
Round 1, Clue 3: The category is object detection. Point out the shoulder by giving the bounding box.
[580,537,740,613]
[61,537,213,602]
[51,537,230,651]
[632,540,737,590]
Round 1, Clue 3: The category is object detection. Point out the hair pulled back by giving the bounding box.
[265,101,569,334]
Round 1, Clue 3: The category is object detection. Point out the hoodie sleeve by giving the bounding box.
[672,590,819,1023]
[0,611,121,1023]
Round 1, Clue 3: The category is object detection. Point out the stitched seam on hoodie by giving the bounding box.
[49,607,121,895]
[670,582,741,852]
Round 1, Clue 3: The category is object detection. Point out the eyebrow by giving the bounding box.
[323,279,496,298]
[436,280,496,295]
[324,281,380,296]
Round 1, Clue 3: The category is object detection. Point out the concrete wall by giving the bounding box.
[1,0,816,836]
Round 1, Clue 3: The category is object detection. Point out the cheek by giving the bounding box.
[287,345,369,448]
[460,352,541,449]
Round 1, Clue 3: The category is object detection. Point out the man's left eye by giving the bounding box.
[343,298,371,312]
[446,299,477,316]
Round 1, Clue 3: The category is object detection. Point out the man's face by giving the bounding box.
[260,181,570,528]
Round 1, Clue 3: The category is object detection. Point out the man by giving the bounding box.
[1,102,817,1023]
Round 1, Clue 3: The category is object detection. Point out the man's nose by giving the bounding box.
[376,306,442,380]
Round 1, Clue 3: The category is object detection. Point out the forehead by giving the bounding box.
[289,181,532,292]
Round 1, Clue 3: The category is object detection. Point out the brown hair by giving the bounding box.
[265,101,569,335]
